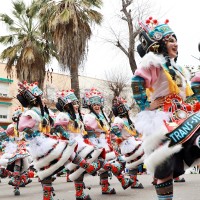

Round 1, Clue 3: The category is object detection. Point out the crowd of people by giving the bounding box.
[1,17,200,200]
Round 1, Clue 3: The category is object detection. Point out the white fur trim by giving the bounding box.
[66,145,94,171]
[113,117,124,124]
[142,131,167,157]
[120,137,142,155]
[23,110,41,122]
[69,148,103,181]
[69,168,85,181]
[21,157,30,172]
[123,145,144,163]
[28,137,58,159]
[126,155,144,170]
[75,136,89,152]
[105,151,116,161]
[36,141,77,180]
[79,146,94,158]
[134,110,170,138]
[83,113,95,122]
[0,159,8,167]
[34,141,67,169]
[55,112,70,124]
[66,162,77,171]
[139,52,165,69]
[5,142,17,154]
[144,142,182,175]
[89,148,103,162]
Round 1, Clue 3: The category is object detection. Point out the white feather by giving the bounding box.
[139,52,165,69]
[134,110,170,138]
[144,142,182,175]
[28,136,58,159]
[113,117,124,124]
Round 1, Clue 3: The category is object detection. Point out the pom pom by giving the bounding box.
[165,19,169,24]
[153,19,158,24]
[146,19,150,24]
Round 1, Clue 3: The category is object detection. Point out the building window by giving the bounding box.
[0,105,9,122]
[0,115,7,119]
[0,93,8,97]
[0,82,9,97]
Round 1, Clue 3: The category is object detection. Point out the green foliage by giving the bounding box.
[0,0,57,88]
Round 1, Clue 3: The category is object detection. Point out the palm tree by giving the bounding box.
[0,0,57,89]
[39,0,103,98]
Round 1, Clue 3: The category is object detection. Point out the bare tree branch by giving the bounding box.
[104,67,130,101]
[116,40,129,56]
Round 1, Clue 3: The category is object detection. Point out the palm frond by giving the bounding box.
[85,9,103,24]
[0,0,57,88]
[0,35,16,45]
[0,45,21,60]
[82,0,103,8]
[12,0,26,16]
[0,14,14,26]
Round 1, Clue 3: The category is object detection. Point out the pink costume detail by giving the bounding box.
[191,72,200,83]
[6,124,15,136]
[135,65,161,88]
[83,115,99,130]
[18,116,36,132]
[54,121,69,127]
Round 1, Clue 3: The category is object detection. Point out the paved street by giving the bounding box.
[0,174,200,200]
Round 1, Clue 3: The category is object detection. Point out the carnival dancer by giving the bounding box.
[0,127,11,183]
[16,81,103,200]
[111,97,144,189]
[6,106,33,188]
[0,115,30,196]
[83,88,133,195]
[54,89,105,200]
[131,17,200,199]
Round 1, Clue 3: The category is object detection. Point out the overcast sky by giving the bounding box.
[0,0,200,80]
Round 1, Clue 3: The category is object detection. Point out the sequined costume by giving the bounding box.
[132,17,200,199]
[111,97,144,189]
[0,111,30,196]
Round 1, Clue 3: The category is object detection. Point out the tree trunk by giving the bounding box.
[70,64,80,99]
[129,49,138,74]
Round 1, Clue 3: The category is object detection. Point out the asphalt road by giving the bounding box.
[0,174,200,200]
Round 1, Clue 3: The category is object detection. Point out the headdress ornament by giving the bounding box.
[12,106,23,122]
[112,96,130,117]
[138,17,174,55]
[17,81,43,106]
[56,89,78,110]
[84,88,104,106]
[18,81,43,96]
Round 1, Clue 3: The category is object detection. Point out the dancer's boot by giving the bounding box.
[155,179,173,200]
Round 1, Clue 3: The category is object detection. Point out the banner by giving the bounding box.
[166,112,200,147]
